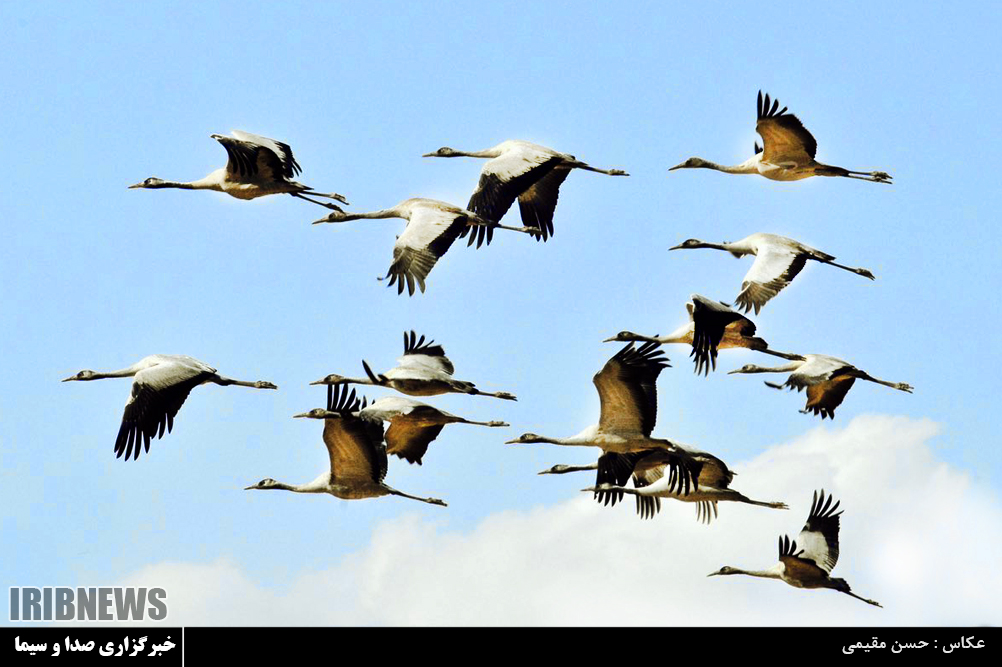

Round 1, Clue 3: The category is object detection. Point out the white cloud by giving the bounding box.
[116,415,1002,625]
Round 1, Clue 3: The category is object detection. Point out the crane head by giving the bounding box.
[669,157,712,171]
[293,408,338,420]
[62,370,95,382]
[422,147,458,158]
[669,239,708,251]
[603,330,644,343]
[309,374,348,386]
[505,433,545,445]
[245,478,278,490]
[707,566,740,577]
[129,177,167,189]
[313,211,349,225]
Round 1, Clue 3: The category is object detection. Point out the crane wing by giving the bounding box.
[384,208,468,296]
[396,330,455,376]
[323,386,387,486]
[465,149,563,247]
[116,361,215,461]
[229,130,302,179]
[803,375,856,419]
[778,534,829,582]
[385,418,446,465]
[594,342,669,437]
[785,355,853,388]
[755,91,818,164]
[795,489,843,572]
[516,167,571,242]
[735,246,807,314]
[689,295,747,376]
[592,451,652,508]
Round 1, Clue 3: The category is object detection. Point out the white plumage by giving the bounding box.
[424,140,628,246]
[670,233,876,314]
[62,354,277,460]
[313,198,536,295]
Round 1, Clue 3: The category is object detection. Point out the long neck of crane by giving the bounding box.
[156,177,220,191]
[549,463,600,474]
[286,473,331,493]
[87,363,148,380]
[729,567,784,580]
[341,208,405,222]
[210,376,261,388]
[741,361,803,374]
[697,160,758,175]
[454,148,504,159]
[659,324,693,344]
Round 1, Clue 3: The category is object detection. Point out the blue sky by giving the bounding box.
[2,2,1000,625]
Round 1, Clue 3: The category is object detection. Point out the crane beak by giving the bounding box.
[60,376,75,382]
[292,412,311,419]
[668,163,685,172]
[601,335,619,342]
[668,243,685,250]
[127,182,145,189]
[421,152,437,158]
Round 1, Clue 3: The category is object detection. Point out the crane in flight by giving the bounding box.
[604,294,802,375]
[506,342,699,505]
[424,140,628,246]
[129,130,349,209]
[359,395,508,465]
[709,490,882,607]
[728,354,912,419]
[62,354,277,460]
[311,331,517,401]
[312,198,538,295]
[670,92,891,184]
[670,233,875,315]
[245,385,446,506]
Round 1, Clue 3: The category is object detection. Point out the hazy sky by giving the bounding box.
[2,1,1000,625]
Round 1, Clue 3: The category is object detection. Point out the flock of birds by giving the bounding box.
[65,91,908,608]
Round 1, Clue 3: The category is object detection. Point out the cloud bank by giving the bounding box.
[117,415,1002,625]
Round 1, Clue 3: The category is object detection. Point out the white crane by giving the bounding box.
[245,385,446,506]
[358,395,508,465]
[129,130,349,209]
[670,233,875,314]
[423,140,628,246]
[728,354,913,419]
[604,294,802,375]
[709,490,882,607]
[62,354,277,460]
[670,92,892,184]
[311,331,517,401]
[579,447,788,522]
[506,342,698,503]
[312,198,538,296]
